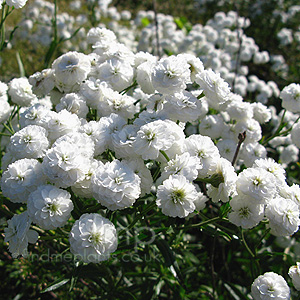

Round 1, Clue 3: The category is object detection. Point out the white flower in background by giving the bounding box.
[265,197,300,236]
[69,213,118,263]
[151,55,191,94]
[55,93,89,118]
[195,69,231,110]
[207,157,237,203]
[156,175,198,218]
[280,83,300,113]
[91,159,141,210]
[251,272,290,300]
[183,134,220,177]
[1,158,46,203]
[228,195,265,229]
[226,99,253,121]
[52,51,91,93]
[7,125,49,161]
[8,77,37,107]
[97,58,134,92]
[27,185,73,230]
[236,167,276,204]
[288,262,300,291]
[4,212,38,258]
[6,0,28,9]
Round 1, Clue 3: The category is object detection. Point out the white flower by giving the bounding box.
[156,175,198,218]
[136,60,156,94]
[265,197,300,236]
[183,134,220,177]
[4,212,38,258]
[44,109,81,143]
[27,185,73,230]
[123,158,153,197]
[280,83,300,113]
[251,102,272,124]
[236,168,276,204]
[42,140,90,188]
[56,93,89,118]
[0,94,11,122]
[8,125,49,161]
[216,139,237,161]
[133,119,178,160]
[29,69,55,96]
[72,159,104,198]
[159,152,201,183]
[164,91,207,123]
[1,158,46,203]
[240,142,267,167]
[52,51,91,93]
[291,121,300,148]
[198,114,225,140]
[87,27,117,46]
[6,0,28,9]
[253,158,286,185]
[91,159,141,210]
[151,55,191,94]
[207,157,237,203]
[228,195,264,229]
[8,77,37,106]
[111,124,138,159]
[69,213,118,263]
[251,272,290,300]
[195,69,231,110]
[288,262,300,291]
[96,86,136,119]
[19,103,51,129]
[97,58,134,92]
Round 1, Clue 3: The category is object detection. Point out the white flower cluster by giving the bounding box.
[1,24,300,266]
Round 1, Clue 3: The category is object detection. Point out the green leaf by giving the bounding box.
[141,17,150,27]
[16,52,25,77]
[41,278,70,293]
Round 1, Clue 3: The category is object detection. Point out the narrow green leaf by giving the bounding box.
[16,52,25,77]
[41,278,70,293]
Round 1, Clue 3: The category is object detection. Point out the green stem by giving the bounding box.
[160,150,170,162]
[241,229,255,258]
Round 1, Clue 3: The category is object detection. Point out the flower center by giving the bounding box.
[238,207,250,218]
[171,189,185,204]
[88,232,102,246]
